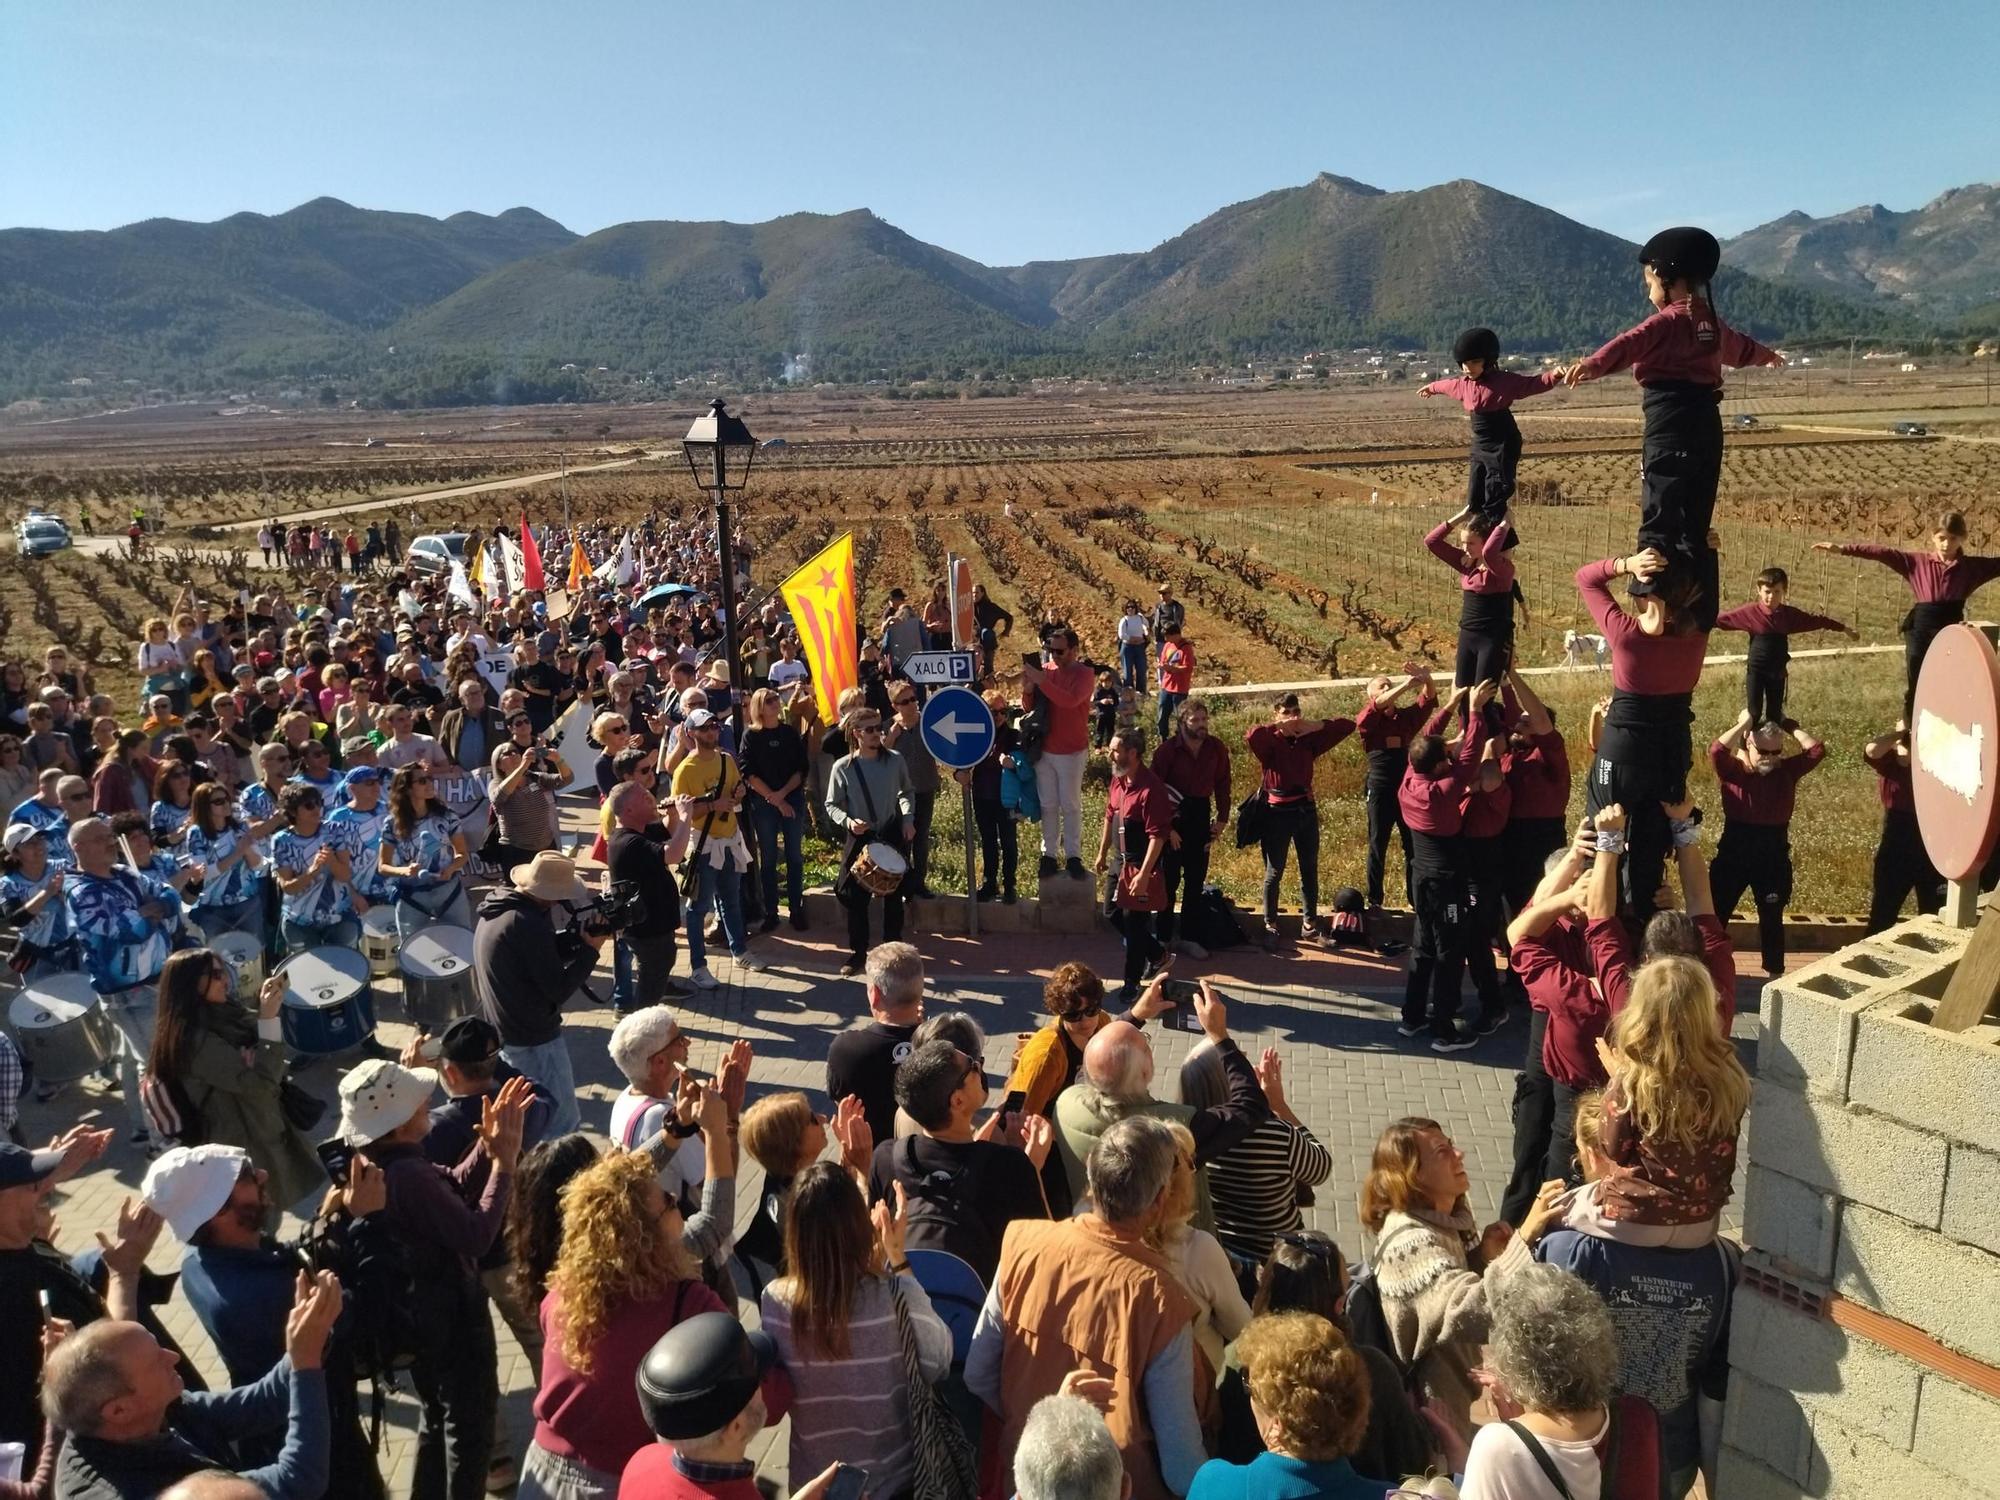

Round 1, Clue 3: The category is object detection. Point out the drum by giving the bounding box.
[398,924,474,1032]
[8,975,113,1084]
[850,842,907,897]
[212,932,265,1005]
[359,906,400,978]
[278,947,376,1057]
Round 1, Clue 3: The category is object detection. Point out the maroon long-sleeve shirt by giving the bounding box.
[1397,705,1490,837]
[1246,719,1351,806]
[1586,915,1736,1032]
[1150,732,1231,818]
[1580,298,1780,388]
[1460,772,1512,840]
[1714,601,1849,637]
[1510,917,1611,1090]
[1831,544,2000,604]
[1356,695,1433,756]
[1503,731,1571,821]
[1425,518,1515,594]
[1710,741,1825,826]
[1866,744,1915,813]
[372,1138,510,1280]
[1420,370,1562,410]
[1577,559,1710,695]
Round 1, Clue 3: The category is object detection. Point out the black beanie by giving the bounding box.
[1452,327,1501,366]
[1638,227,1721,284]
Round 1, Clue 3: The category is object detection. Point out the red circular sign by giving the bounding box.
[1912,623,2000,882]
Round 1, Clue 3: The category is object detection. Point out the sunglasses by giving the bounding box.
[1059,1000,1103,1023]
[892,696,918,707]
[62,792,90,803]
[855,723,883,733]
[413,776,433,786]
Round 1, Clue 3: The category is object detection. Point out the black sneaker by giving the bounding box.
[975,885,999,902]
[1395,1021,1426,1038]
[1001,887,1018,905]
[1065,857,1089,881]
[1477,1007,1509,1036]
[758,914,781,934]
[1038,855,1059,878]
[790,908,809,932]
[1431,1027,1478,1054]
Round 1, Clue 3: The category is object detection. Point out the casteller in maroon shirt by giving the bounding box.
[1586,916,1736,1033]
[1246,718,1352,805]
[1578,297,1780,389]
[1576,559,1709,696]
[1458,770,1512,841]
[1826,542,2000,604]
[1356,695,1432,757]
[1709,741,1825,827]
[1503,731,1571,821]
[1510,916,1612,1091]
[1398,705,1491,838]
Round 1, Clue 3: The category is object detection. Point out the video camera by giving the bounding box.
[559,879,648,953]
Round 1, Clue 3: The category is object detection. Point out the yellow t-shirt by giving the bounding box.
[671,749,741,842]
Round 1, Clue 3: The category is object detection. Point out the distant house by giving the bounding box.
[67,377,92,387]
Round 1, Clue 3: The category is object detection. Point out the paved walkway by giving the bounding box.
[12,919,1779,1493]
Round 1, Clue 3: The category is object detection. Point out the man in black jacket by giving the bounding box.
[471,852,606,1138]
[606,782,691,1010]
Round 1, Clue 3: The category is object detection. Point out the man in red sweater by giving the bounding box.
[1154,621,1194,741]
[1024,627,1097,881]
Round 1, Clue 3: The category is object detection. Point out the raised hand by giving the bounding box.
[1193,979,1228,1043]
[284,1269,343,1371]
[871,1180,910,1267]
[832,1094,874,1170]
[343,1154,388,1218]
[1020,1113,1054,1169]
[96,1198,164,1281]
[1057,1368,1116,1412]
[398,1030,431,1069]
[47,1124,112,1185]
[1595,803,1627,835]
[717,1039,753,1118]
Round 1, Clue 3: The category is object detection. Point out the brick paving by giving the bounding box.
[10,915,1781,1494]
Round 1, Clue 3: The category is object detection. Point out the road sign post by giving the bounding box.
[903,650,977,686]
[920,686,997,938]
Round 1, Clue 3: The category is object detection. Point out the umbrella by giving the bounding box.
[638,582,706,610]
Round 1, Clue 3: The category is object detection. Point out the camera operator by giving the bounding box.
[606,780,693,1008]
[472,852,607,1138]
[488,724,570,880]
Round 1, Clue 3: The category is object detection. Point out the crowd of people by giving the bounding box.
[0,221,1994,1500]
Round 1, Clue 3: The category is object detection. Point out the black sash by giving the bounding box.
[1467,407,1520,452]
[1746,632,1789,673]
[1903,599,1965,637]
[1460,589,1514,636]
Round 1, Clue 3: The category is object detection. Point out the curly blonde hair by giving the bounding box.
[552,1151,698,1373]
[1236,1313,1369,1460]
[1609,956,1750,1152]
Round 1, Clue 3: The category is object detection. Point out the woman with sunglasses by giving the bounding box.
[184,781,265,942]
[379,761,471,940]
[589,712,632,798]
[147,762,196,849]
[0,734,36,813]
[145,951,324,1218]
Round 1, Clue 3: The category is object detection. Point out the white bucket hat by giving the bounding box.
[141,1144,252,1241]
[509,851,591,904]
[337,1058,438,1146]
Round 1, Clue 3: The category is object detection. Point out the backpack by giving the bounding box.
[896,1139,1001,1279]
[304,1207,428,1446]
[1342,1267,1418,1397]
[139,1072,206,1147]
[1191,884,1247,951]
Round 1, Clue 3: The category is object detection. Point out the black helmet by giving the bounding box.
[1638,227,1721,285]
[1452,327,1500,366]
[635,1311,778,1440]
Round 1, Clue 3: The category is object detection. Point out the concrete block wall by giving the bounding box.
[1726,916,2000,1498]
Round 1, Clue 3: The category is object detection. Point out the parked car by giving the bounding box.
[406,532,469,577]
[15,513,73,558]
[1892,421,1930,437]
[1733,414,1759,428]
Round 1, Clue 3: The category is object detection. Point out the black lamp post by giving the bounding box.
[681,399,758,716]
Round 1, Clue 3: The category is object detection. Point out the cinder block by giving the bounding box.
[1744,1163,1840,1280]
[1758,961,1877,1097]
[1807,1405,1966,1498]
[1913,1373,2000,1497]
[1834,1202,2000,1367]
[1943,1143,2000,1256]
[1847,1000,2000,1154]
[1723,1371,1815,1484]
[1716,1445,1817,1500]
[1746,1081,1949,1229]
[1730,1288,1921,1450]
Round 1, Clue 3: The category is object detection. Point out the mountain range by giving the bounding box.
[2,173,1986,406]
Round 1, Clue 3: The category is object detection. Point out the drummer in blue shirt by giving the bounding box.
[270,785,364,954]
[324,766,392,909]
[64,816,175,1143]
[11,768,73,868]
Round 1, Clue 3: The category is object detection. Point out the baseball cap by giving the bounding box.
[141,1144,252,1241]
[340,765,385,791]
[683,708,718,730]
[0,1141,66,1192]
[636,1312,779,1440]
[3,822,43,854]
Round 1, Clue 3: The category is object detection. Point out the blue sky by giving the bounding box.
[4,1,1995,264]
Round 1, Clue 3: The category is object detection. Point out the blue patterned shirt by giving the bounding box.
[183,821,260,908]
[0,866,72,950]
[9,798,71,868]
[325,804,390,902]
[65,868,171,993]
[382,810,461,896]
[272,826,353,928]
[150,799,194,843]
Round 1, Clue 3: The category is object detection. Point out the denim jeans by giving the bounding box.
[745,796,805,915]
[282,913,361,953]
[501,1035,581,1138]
[685,849,747,971]
[610,939,636,1011]
[1119,639,1147,689]
[1156,689,1186,741]
[100,982,157,1133]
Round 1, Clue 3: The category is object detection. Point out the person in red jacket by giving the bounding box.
[1708,711,1825,976]
[1023,628,1097,882]
[1714,566,1853,723]
[1863,724,1943,933]
[1355,665,1434,913]
[1245,694,1353,949]
[1154,622,1195,742]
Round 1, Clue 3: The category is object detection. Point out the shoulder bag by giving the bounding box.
[889,1277,979,1500]
[677,768,725,902]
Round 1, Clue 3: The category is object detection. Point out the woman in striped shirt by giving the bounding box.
[760,1164,953,1499]
[1180,1042,1332,1263]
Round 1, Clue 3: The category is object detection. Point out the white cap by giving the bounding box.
[141,1144,252,1241]
[2,823,42,854]
[337,1059,438,1146]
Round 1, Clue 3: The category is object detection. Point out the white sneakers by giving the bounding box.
[736,953,765,972]
[688,967,719,990]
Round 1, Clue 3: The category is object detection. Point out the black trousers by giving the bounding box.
[1903,605,1963,720]
[1583,748,1688,917]
[1745,665,1787,723]
[1454,628,1515,689]
[409,1281,499,1500]
[1710,821,1793,972]
[972,795,1018,894]
[1637,384,1723,564]
[1868,809,1944,933]
[1467,412,1524,546]
[1364,778,1411,908]
[1500,1008,1587,1224]
[1260,800,1320,923]
[1113,906,1165,991]
[908,788,937,892]
[1158,802,1213,944]
[1462,831,1508,989]
[839,835,907,960]
[1404,863,1498,1033]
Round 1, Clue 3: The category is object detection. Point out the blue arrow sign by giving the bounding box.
[919,686,996,770]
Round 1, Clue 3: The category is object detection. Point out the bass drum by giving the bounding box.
[8,974,113,1084]
[398,924,475,1033]
[212,932,265,1006]
[278,947,376,1058]
[359,906,400,978]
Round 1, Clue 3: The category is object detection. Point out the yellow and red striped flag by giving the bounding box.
[779,531,858,727]
[566,539,591,593]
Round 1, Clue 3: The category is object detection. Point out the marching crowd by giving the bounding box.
[1,222,1996,1500]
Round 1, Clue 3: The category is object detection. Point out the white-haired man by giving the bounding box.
[608,1006,749,1265]
[1017,1393,1129,1500]
[825,940,925,1146]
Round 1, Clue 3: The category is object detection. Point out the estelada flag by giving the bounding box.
[779,531,858,726]
[566,539,591,593]
[519,513,546,592]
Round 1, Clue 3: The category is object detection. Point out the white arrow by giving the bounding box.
[930,712,980,743]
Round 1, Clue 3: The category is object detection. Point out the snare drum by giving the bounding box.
[212,932,264,1005]
[359,906,400,978]
[850,842,907,897]
[8,974,113,1083]
[278,947,376,1057]
[398,924,474,1032]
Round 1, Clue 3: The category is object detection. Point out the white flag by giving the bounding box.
[500,536,525,597]
[447,559,477,611]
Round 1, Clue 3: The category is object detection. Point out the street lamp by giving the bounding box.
[681,398,758,714]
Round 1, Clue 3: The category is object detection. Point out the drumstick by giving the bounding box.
[117,834,140,873]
